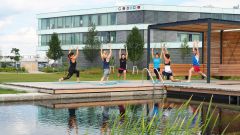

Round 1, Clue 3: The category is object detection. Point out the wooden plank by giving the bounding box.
[54,86,158,94]
[166,87,240,96]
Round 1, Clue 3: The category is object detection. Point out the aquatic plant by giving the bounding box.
[99,97,231,135]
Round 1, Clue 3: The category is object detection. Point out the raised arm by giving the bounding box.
[74,47,79,59]
[196,40,200,56]
[107,44,112,59]
[69,47,72,54]
[119,48,121,60]
[162,44,168,61]
[125,47,128,59]
[192,41,196,52]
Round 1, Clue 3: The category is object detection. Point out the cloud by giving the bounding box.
[180,0,240,8]
[0,16,13,31]
[0,27,37,55]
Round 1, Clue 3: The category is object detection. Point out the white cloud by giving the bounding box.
[0,27,37,55]
[0,16,13,31]
[180,0,240,8]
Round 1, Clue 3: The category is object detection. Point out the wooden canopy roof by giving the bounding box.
[148,18,240,32]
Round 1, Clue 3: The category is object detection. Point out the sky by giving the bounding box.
[0,0,239,56]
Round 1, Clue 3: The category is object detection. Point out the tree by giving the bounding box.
[46,33,63,61]
[83,24,101,62]
[10,48,21,68]
[180,38,191,60]
[126,27,144,65]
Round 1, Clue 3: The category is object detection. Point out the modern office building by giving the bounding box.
[37,4,240,68]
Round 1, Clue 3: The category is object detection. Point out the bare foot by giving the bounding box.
[59,78,63,82]
[186,80,191,83]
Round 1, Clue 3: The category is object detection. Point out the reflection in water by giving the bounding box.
[0,98,239,135]
[67,109,78,135]
[101,105,126,135]
[101,106,110,135]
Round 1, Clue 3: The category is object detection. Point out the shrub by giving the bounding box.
[0,67,26,72]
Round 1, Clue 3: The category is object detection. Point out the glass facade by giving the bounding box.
[38,10,240,47]
[39,13,117,30]
[177,33,201,42]
[40,31,116,46]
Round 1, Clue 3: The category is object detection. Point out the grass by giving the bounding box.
[0,67,210,83]
[0,68,143,83]
[0,89,26,94]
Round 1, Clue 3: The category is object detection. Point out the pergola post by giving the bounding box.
[220,30,223,64]
[207,20,212,83]
[201,32,204,64]
[220,30,223,80]
[147,27,151,80]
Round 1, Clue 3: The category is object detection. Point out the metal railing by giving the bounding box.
[153,68,165,84]
[141,68,155,84]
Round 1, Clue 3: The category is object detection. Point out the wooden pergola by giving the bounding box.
[147,18,240,83]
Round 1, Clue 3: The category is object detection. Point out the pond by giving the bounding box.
[0,97,239,135]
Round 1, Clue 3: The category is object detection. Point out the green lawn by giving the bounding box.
[0,68,237,83]
[0,89,26,94]
[0,69,143,83]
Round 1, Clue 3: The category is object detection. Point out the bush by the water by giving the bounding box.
[0,67,26,72]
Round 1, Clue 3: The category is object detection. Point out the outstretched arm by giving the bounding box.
[126,47,128,59]
[69,47,72,54]
[162,44,168,61]
[196,40,200,56]
[74,47,79,59]
[151,48,154,59]
[192,41,196,52]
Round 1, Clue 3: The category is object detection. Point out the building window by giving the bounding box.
[73,16,82,27]
[41,35,51,46]
[192,34,200,41]
[49,18,55,29]
[108,13,116,25]
[178,33,188,42]
[90,15,99,25]
[99,14,108,26]
[57,17,64,28]
[41,19,47,30]
[65,33,71,45]
[82,15,89,27]
[65,16,72,28]
[110,31,116,43]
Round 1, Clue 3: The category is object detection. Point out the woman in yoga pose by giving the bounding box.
[118,47,128,80]
[187,40,207,82]
[162,45,180,82]
[152,45,164,82]
[100,45,112,82]
[59,47,79,82]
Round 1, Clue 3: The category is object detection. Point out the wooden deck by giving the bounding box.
[4,80,240,98]
[5,81,163,94]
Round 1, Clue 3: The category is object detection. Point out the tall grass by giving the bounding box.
[99,97,233,135]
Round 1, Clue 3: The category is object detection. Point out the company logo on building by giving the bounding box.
[118,5,141,11]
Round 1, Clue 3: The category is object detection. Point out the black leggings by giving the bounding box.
[63,69,79,80]
[154,68,160,79]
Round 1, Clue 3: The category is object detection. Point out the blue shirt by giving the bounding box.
[192,55,200,66]
[153,58,161,69]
